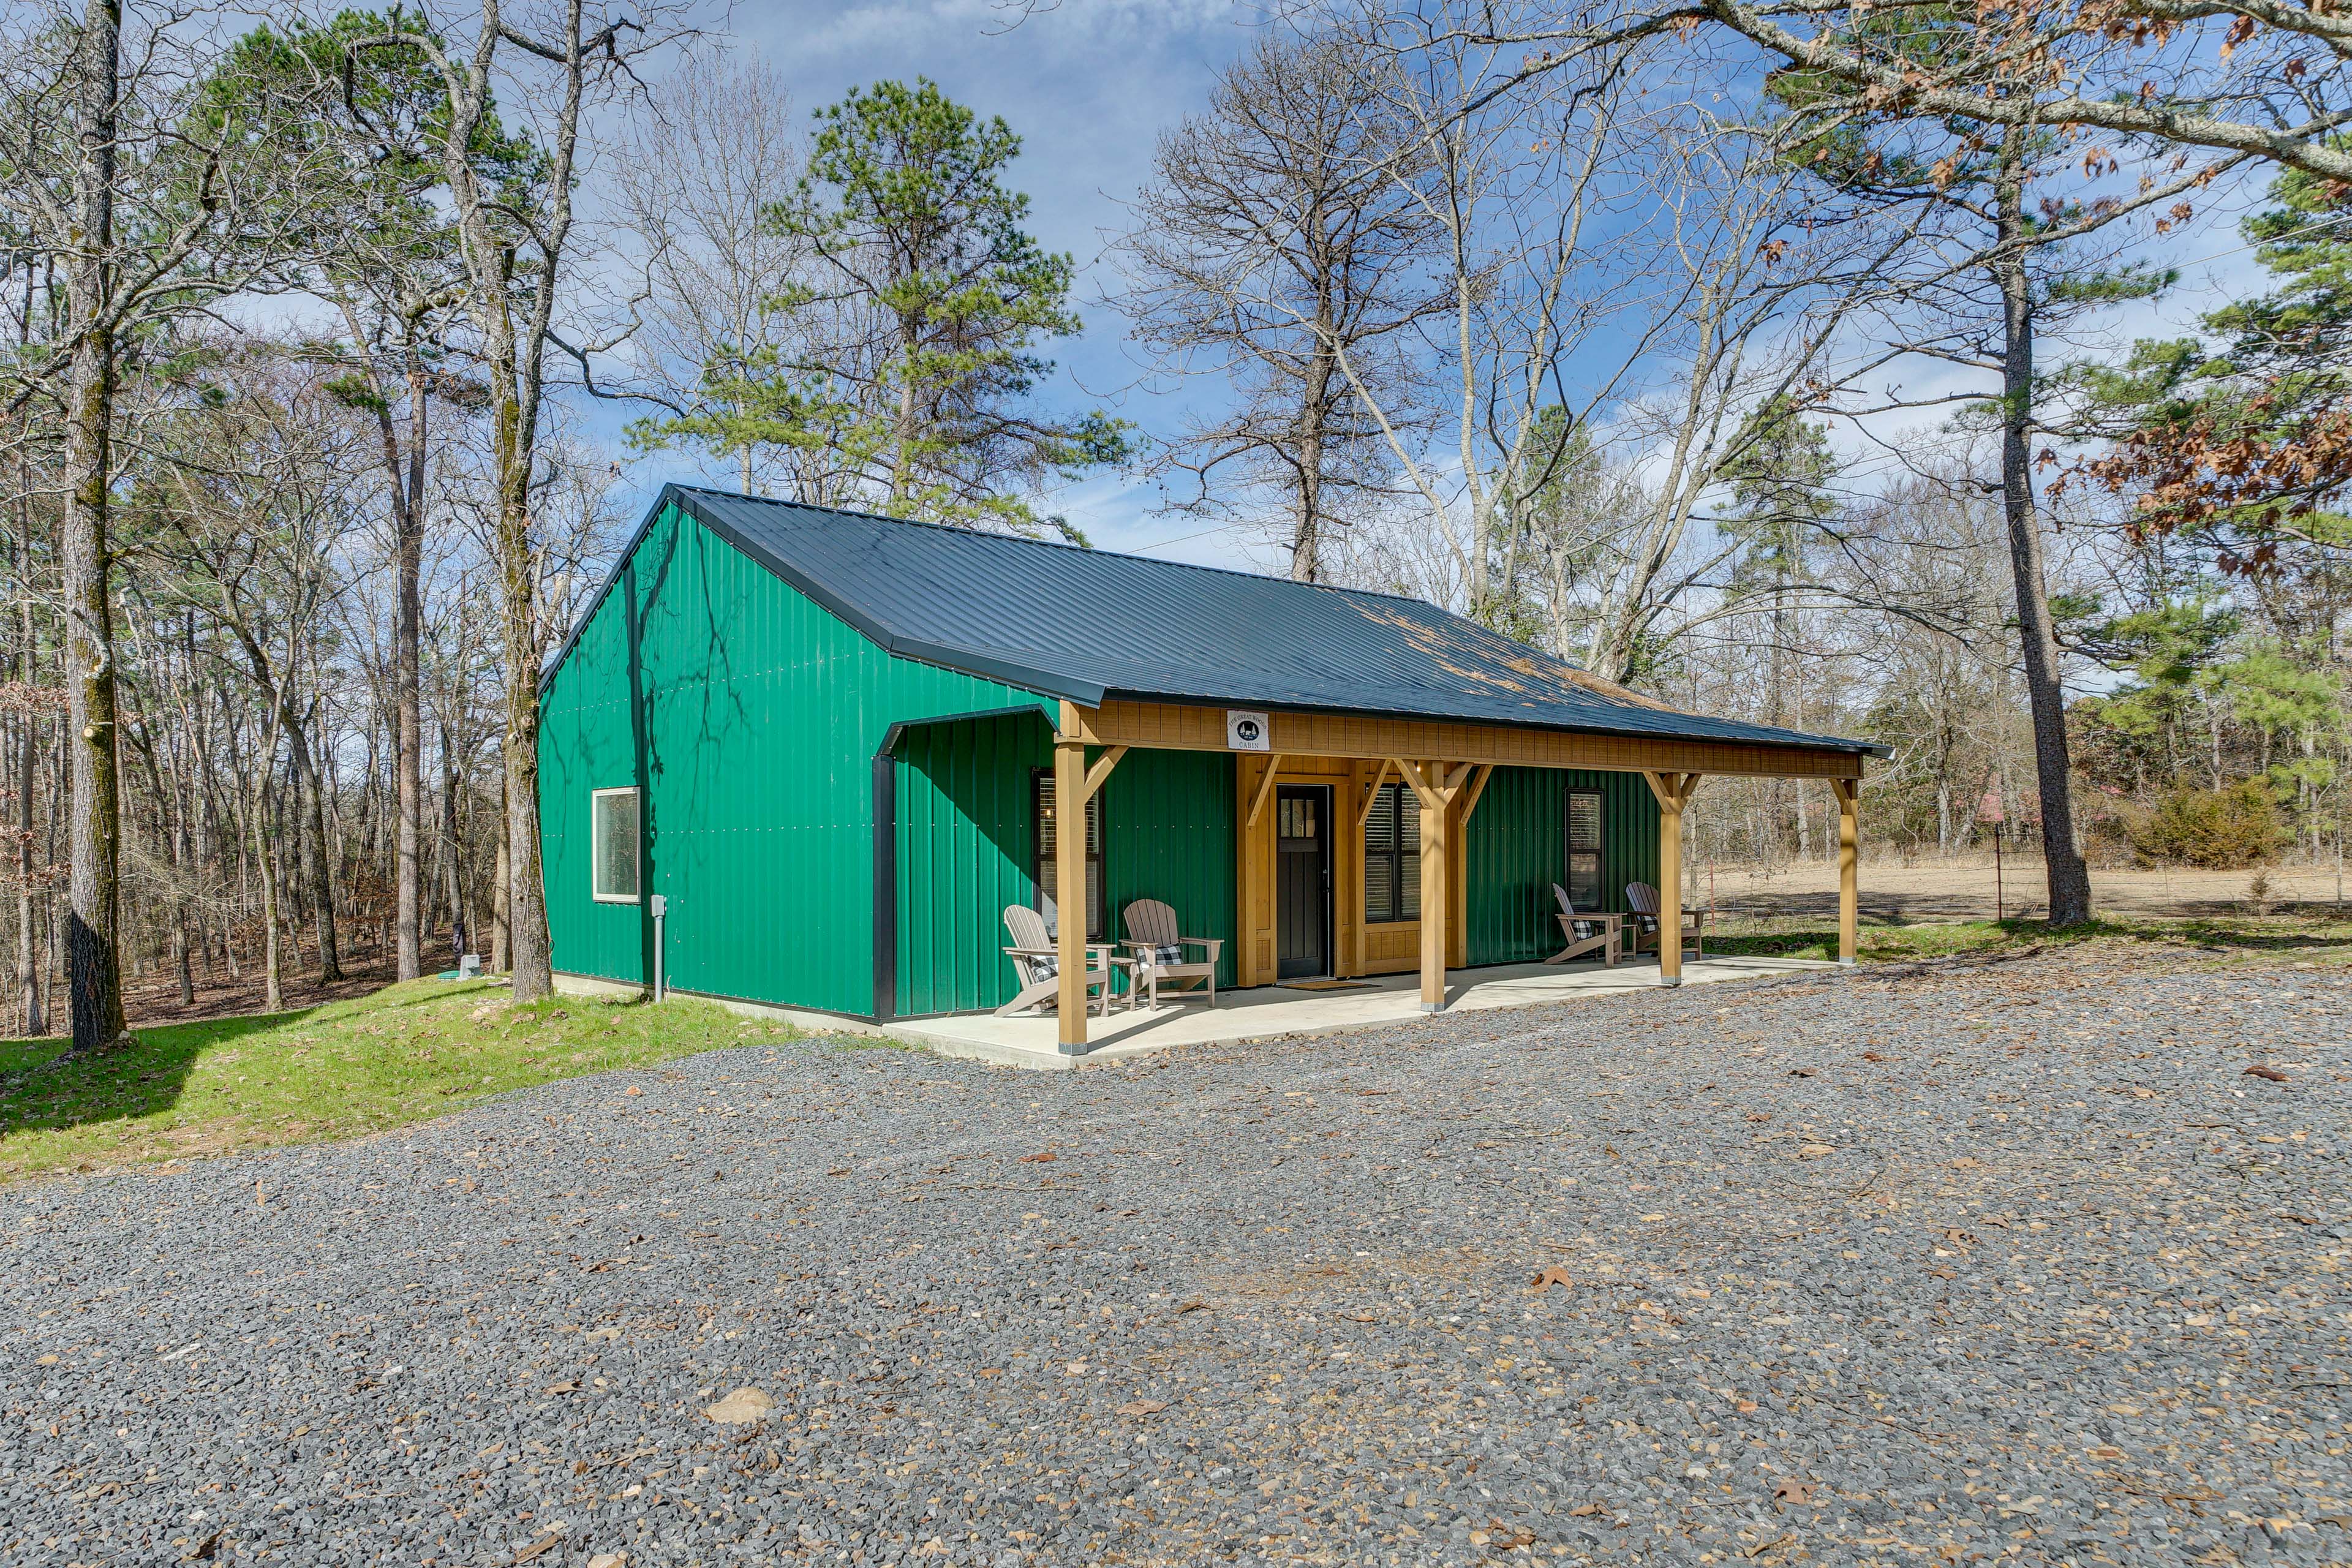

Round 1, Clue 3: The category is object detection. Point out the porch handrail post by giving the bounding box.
[1055,710,1090,1053]
[1834,777,1860,965]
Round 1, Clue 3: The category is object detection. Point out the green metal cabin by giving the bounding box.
[537,486,1882,1042]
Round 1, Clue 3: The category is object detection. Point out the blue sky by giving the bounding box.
[579,1,2286,579]
[594,0,1273,568]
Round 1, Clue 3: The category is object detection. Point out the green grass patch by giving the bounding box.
[0,979,807,1184]
[1706,910,2352,965]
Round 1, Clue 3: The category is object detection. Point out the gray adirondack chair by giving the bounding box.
[1624,881,1710,957]
[1546,883,1623,966]
[1120,898,1221,1006]
[997,903,1114,1017]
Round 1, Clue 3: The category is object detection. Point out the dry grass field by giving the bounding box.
[1702,855,2345,924]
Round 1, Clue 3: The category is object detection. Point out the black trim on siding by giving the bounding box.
[872,748,896,1025]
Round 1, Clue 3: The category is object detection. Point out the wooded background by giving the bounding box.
[4,0,2344,1046]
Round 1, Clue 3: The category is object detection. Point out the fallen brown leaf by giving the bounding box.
[1175,1298,1210,1313]
[1117,1398,1169,1416]
[1789,1068,1817,1079]
[703,1387,775,1424]
[512,1538,560,1564]
[1019,1152,1057,1163]
[1567,1502,1602,1518]
[1772,1480,1815,1505]
[2244,1065,2290,1082]
[1860,1051,1887,1062]
[1531,1265,1575,1291]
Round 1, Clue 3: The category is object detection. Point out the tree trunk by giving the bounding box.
[491,830,511,976]
[253,771,282,1014]
[14,506,42,1037]
[440,720,467,967]
[1290,339,1333,584]
[1991,140,2092,928]
[393,359,426,981]
[60,0,128,1053]
[285,717,343,981]
[496,428,551,1001]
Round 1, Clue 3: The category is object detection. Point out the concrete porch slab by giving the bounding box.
[881,953,1834,1070]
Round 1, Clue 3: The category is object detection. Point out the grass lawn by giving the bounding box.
[0,979,814,1184]
[1706,910,2352,965]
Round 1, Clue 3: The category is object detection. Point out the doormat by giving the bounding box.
[1278,979,1374,992]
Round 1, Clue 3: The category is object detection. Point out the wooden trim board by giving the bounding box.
[1069,699,1866,781]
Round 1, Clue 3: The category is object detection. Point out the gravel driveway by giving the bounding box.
[6,945,2347,1568]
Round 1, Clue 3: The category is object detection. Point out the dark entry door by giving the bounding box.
[1275,785,1332,979]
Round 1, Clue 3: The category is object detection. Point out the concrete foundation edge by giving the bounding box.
[551,971,890,1038]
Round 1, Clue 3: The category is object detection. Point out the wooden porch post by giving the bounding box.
[1644,771,1702,986]
[1052,703,1127,1055]
[1393,758,1469,1012]
[1834,777,1860,966]
[1054,728,1088,1051]
[1420,764,1446,1011]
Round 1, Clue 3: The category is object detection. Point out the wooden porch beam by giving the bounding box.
[1456,763,1495,824]
[1079,744,1127,805]
[1072,699,1867,782]
[1245,754,1286,827]
[1354,757,1395,831]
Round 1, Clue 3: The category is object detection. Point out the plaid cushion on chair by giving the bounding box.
[1023,954,1058,981]
[1147,943,1184,969]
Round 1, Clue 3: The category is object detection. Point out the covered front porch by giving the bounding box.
[883,949,1834,1070]
[880,696,1867,1057]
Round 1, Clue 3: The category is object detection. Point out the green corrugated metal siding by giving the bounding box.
[1102,747,1238,992]
[892,722,1237,1016]
[892,713,1049,1016]
[541,500,1684,1014]
[1463,767,1660,966]
[538,501,1050,1016]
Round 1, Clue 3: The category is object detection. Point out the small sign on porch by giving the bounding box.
[1226,710,1270,751]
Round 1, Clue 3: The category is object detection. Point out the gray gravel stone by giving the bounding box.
[2,944,2348,1564]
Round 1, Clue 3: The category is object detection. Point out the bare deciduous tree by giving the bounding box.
[1118,31,1448,581]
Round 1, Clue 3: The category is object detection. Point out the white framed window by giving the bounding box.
[591,788,641,903]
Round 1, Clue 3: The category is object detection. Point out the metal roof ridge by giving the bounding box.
[665,483,1541,627]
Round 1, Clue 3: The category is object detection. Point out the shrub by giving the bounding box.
[2127,780,2285,869]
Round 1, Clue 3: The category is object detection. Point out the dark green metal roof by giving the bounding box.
[554,485,1887,758]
